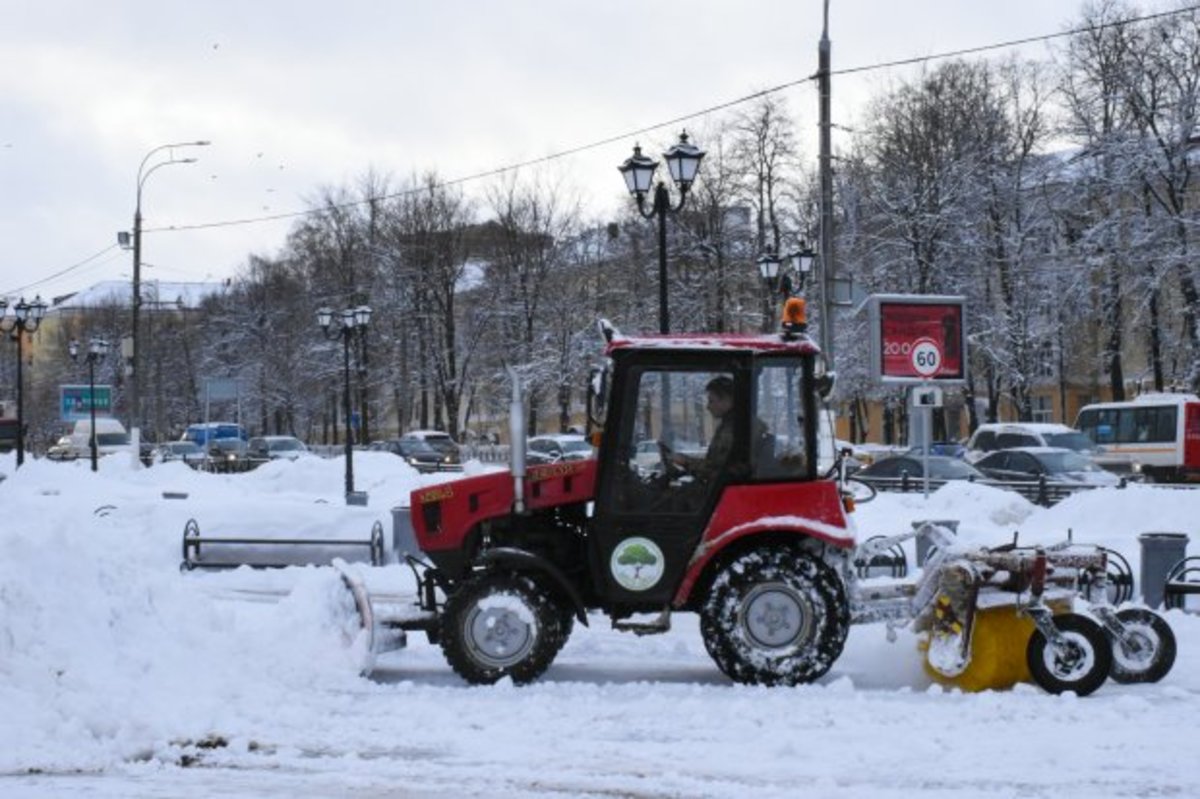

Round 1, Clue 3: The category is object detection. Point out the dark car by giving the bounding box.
[974,447,1120,486]
[855,454,984,483]
[905,441,968,459]
[206,437,253,473]
[399,430,462,467]
[375,438,461,473]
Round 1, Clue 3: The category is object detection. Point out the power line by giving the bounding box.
[2,244,120,297]
[47,3,1200,276]
[828,3,1200,78]
[161,3,1200,236]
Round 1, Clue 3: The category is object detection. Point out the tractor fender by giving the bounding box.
[674,517,855,607]
[476,546,590,626]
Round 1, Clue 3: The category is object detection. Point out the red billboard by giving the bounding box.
[871,297,965,383]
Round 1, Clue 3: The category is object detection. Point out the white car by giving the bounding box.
[247,436,311,461]
[964,423,1097,463]
[528,434,595,464]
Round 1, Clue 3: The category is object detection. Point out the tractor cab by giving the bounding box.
[585,317,837,613]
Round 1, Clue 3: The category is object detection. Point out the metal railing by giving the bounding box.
[855,473,1144,507]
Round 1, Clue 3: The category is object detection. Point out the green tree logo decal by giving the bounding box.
[617,543,658,580]
[611,537,665,591]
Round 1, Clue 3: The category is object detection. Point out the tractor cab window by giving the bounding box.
[752,359,815,480]
[614,367,743,514]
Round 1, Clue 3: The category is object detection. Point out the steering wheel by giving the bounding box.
[657,440,688,480]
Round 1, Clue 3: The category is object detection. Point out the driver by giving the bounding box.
[671,376,765,480]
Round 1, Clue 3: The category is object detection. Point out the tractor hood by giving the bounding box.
[410,459,598,554]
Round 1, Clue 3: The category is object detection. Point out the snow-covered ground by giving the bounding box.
[2,450,1198,798]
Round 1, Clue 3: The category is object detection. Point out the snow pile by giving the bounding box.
[1,449,1198,797]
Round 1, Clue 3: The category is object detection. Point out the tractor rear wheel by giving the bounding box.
[440,572,561,685]
[700,545,849,686]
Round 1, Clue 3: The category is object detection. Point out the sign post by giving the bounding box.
[867,294,966,499]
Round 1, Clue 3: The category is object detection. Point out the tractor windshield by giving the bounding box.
[753,358,815,480]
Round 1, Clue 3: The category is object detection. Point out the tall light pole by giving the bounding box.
[619,131,705,334]
[124,140,209,449]
[0,296,48,467]
[818,0,836,368]
[68,337,110,472]
[317,305,372,502]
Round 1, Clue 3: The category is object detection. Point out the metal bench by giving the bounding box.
[180,518,385,571]
[1165,556,1200,612]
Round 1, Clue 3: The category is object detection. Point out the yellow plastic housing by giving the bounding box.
[919,600,1072,692]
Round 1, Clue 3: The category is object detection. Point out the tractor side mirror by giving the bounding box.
[815,370,836,401]
[586,364,610,435]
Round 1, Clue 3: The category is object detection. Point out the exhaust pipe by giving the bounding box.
[507,367,527,514]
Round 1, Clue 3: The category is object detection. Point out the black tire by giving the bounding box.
[1026,613,1112,696]
[440,572,561,685]
[700,545,850,686]
[1109,608,1177,684]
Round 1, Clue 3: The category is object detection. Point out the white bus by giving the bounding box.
[1074,393,1200,482]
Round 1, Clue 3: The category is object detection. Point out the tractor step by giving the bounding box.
[612,608,672,636]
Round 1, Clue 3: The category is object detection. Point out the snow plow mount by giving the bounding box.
[852,522,1176,695]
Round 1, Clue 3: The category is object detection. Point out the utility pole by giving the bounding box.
[818,0,836,371]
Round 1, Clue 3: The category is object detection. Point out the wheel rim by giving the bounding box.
[740,582,814,650]
[463,598,535,669]
[1113,624,1157,672]
[1042,631,1095,680]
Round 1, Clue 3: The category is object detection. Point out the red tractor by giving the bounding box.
[406,305,858,685]
[393,308,1174,692]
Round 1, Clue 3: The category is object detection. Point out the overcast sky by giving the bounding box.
[0,0,1162,301]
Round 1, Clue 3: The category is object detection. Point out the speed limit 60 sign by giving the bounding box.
[866,295,966,385]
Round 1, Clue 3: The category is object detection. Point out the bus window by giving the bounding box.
[1154,407,1178,442]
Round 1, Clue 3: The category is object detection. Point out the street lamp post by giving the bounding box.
[69,337,110,472]
[756,241,816,299]
[124,140,210,450]
[0,296,48,467]
[619,131,705,334]
[317,305,372,501]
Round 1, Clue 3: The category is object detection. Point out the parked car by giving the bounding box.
[373,438,460,473]
[0,418,18,453]
[964,423,1097,463]
[973,447,1121,486]
[46,435,77,461]
[67,418,130,459]
[855,454,984,483]
[183,422,248,447]
[205,437,253,473]
[247,435,310,462]
[399,430,462,466]
[154,440,205,466]
[905,441,968,459]
[527,434,595,464]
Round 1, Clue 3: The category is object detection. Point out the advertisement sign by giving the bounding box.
[867,295,967,385]
[60,384,114,422]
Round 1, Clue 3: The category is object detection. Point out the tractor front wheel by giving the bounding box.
[440,573,561,685]
[700,545,849,686]
[1026,613,1112,696]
